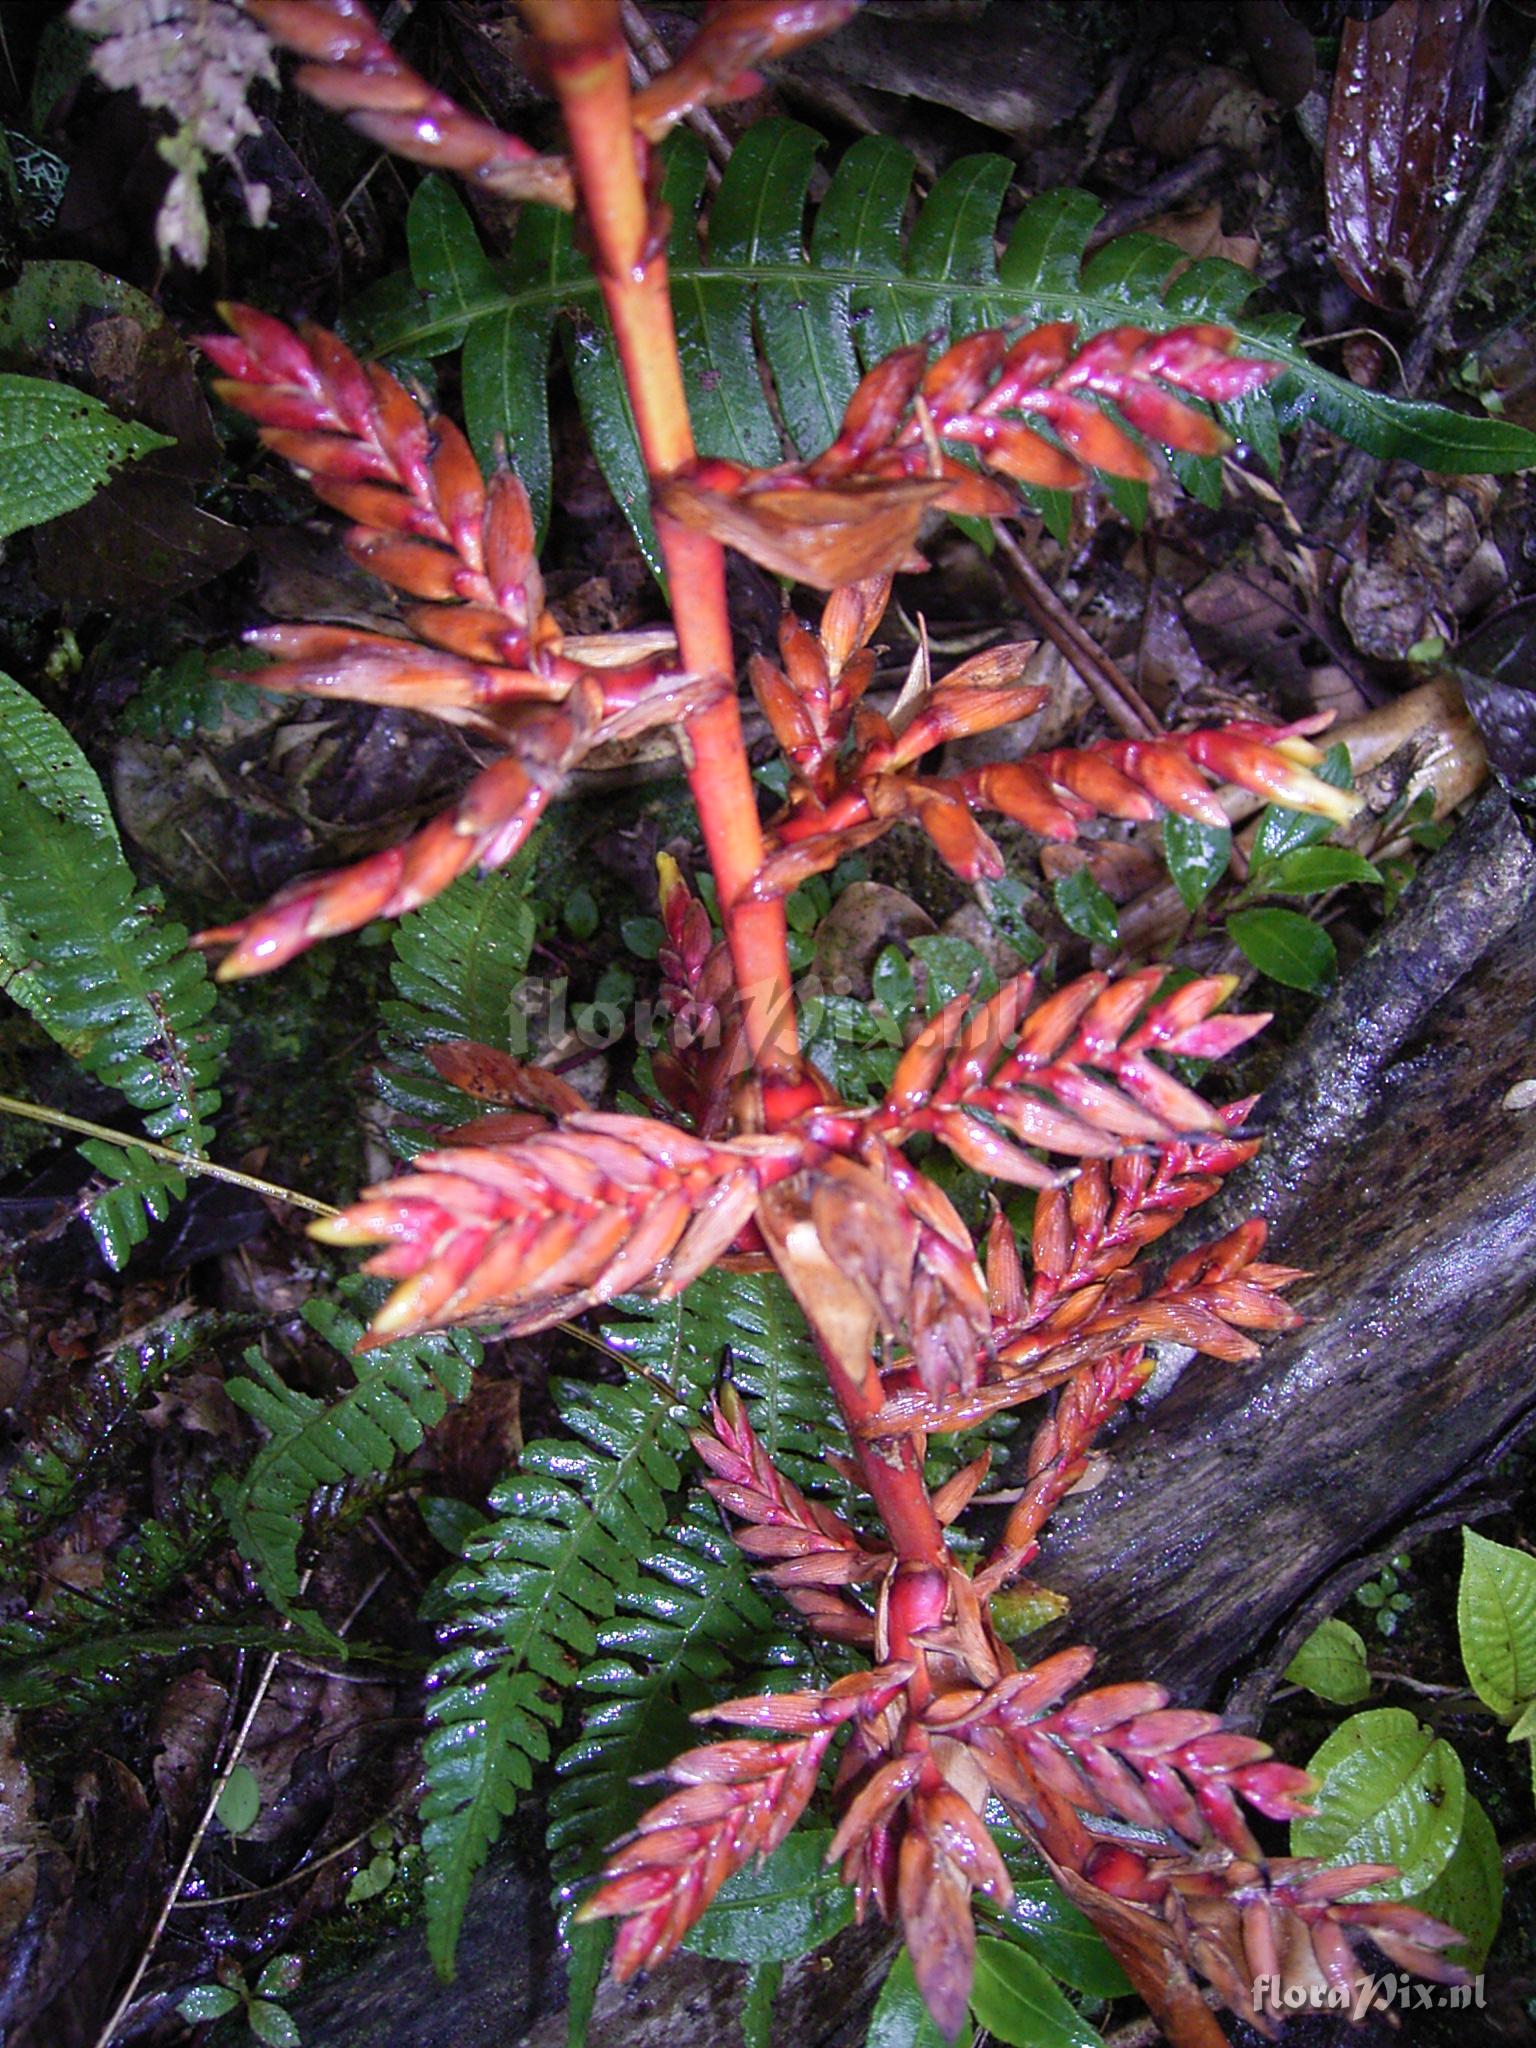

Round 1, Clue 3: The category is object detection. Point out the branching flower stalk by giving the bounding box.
[195,3,1467,2040]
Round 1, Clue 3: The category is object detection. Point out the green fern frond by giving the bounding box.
[546,1497,806,2043]
[0,671,226,1264]
[0,1619,303,1711]
[352,126,1536,572]
[421,1334,716,1979]
[375,853,537,1155]
[0,1308,222,1571]
[610,1269,850,1504]
[222,1281,480,1614]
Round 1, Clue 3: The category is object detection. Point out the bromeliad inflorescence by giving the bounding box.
[191,3,1463,2043]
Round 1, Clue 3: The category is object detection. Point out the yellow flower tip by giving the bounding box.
[308,1214,377,1247]
[1304,780,1365,826]
[364,1283,428,1342]
[1274,737,1326,766]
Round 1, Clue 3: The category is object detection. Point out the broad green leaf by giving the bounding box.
[992,1882,1131,2000]
[0,372,171,538]
[968,1937,1103,2048]
[1162,814,1231,912]
[1227,906,1335,992]
[217,1763,261,1835]
[1458,1528,1536,1721]
[1509,1697,1536,1742]
[1291,1708,1465,1898]
[1253,847,1383,896]
[1285,1618,1371,1706]
[865,1949,969,2048]
[1411,1796,1502,1970]
[684,1829,854,1963]
[1052,868,1120,945]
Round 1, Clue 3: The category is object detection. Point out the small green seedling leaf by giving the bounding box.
[217,1763,261,1836]
[1227,906,1336,992]
[1291,1708,1465,1899]
[255,1957,303,1999]
[248,2001,302,2047]
[1285,1618,1371,1705]
[1458,1528,1536,1721]
[178,1985,242,2022]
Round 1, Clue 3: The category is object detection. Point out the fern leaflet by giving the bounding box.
[547,1497,801,2043]
[421,1325,717,1978]
[0,671,226,1264]
[352,124,1536,573]
[375,851,537,1154]
[222,1280,479,1614]
[0,1308,223,1571]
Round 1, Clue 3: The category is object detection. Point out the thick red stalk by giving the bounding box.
[524,0,797,1071]
[528,1,944,1668]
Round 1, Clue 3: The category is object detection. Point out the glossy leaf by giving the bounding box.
[1292,1707,1465,1899]
[1052,869,1120,945]
[1162,813,1231,912]
[1227,906,1336,992]
[683,1828,855,1962]
[1324,0,1486,311]
[1458,1528,1536,1721]
[967,1937,1103,2048]
[1410,1795,1503,1971]
[178,1986,242,2022]
[1285,1617,1371,1706]
[1254,846,1384,896]
[866,1948,969,2048]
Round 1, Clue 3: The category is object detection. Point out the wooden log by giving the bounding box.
[1041,789,1536,1707]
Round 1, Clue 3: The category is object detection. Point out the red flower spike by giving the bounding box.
[631,0,862,141]
[310,1115,807,1343]
[667,318,1283,587]
[247,0,573,205]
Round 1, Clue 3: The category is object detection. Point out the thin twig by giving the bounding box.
[94,1589,307,2048]
[1322,38,1536,530]
[0,1092,340,1218]
[991,524,1162,739]
[620,0,734,174]
[169,1793,415,1910]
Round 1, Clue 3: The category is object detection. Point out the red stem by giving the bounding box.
[525,0,797,1073]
